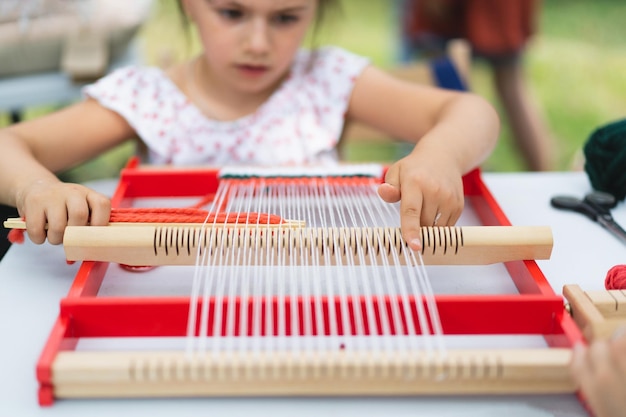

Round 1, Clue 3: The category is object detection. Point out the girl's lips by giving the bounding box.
[236,64,269,77]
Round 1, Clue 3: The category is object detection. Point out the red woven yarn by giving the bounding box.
[6,208,284,245]
[605,265,626,290]
[7,228,25,244]
[109,208,283,225]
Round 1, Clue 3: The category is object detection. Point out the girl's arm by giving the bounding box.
[346,65,500,250]
[0,99,136,244]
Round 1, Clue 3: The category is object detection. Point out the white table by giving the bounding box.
[1,171,623,417]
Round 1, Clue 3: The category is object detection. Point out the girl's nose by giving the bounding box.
[245,19,270,55]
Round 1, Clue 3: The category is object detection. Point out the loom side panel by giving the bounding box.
[58,295,566,338]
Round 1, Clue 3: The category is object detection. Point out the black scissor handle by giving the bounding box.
[550,196,598,221]
[584,191,616,210]
[550,191,617,222]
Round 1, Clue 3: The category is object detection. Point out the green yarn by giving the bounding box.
[584,118,626,202]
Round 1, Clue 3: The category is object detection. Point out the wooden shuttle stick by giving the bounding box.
[3,218,29,230]
[3,217,306,230]
[51,348,575,398]
[61,225,552,266]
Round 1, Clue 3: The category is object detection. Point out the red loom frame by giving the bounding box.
[35,160,584,406]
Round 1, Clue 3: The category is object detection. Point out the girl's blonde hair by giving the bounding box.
[314,0,342,32]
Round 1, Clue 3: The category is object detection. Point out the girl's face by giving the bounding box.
[183,0,317,96]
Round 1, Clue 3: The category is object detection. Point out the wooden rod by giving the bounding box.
[3,218,306,230]
[60,225,553,266]
[52,348,574,398]
[3,218,28,230]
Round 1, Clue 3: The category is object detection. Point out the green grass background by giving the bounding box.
[3,0,626,179]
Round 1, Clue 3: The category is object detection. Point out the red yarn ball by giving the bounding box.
[605,265,626,290]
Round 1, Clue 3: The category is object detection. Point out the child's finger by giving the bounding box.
[418,200,439,227]
[398,186,423,251]
[66,196,91,227]
[44,206,68,245]
[86,191,112,226]
[24,209,48,245]
[377,182,401,203]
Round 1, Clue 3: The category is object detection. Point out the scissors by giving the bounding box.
[550,191,626,245]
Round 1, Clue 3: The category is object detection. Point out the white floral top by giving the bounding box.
[83,46,370,166]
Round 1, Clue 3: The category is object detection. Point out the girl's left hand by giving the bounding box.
[570,328,626,417]
[377,149,464,251]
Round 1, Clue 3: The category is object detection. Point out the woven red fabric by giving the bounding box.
[109,208,283,225]
[6,208,284,246]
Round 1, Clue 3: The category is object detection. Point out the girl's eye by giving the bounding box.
[272,13,299,25]
[218,8,243,20]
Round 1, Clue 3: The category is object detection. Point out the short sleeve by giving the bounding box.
[83,66,145,126]
[83,66,186,161]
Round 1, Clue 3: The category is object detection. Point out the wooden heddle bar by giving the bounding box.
[61,225,553,266]
[51,348,574,398]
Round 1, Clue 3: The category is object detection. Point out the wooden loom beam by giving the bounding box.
[60,225,553,266]
[51,349,575,398]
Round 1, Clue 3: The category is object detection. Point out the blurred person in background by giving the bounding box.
[400,0,555,171]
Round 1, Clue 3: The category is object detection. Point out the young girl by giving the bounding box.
[0,0,499,251]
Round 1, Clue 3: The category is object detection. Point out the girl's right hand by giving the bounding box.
[15,179,111,245]
[570,328,626,417]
